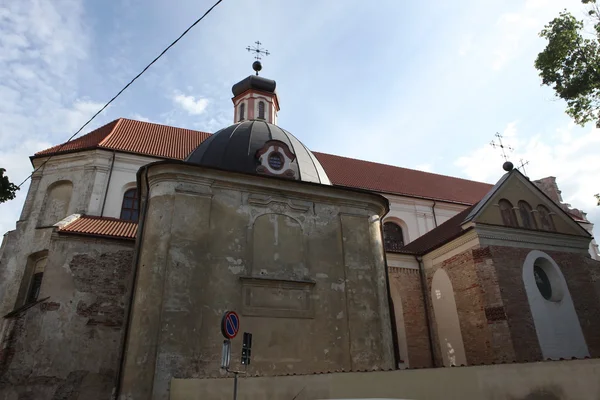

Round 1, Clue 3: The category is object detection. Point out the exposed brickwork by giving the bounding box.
[488,246,600,360]
[0,237,134,400]
[40,302,60,312]
[487,246,542,362]
[485,306,507,322]
[389,268,432,368]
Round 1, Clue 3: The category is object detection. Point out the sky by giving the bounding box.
[1,0,599,240]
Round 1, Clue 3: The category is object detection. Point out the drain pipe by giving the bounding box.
[415,255,437,367]
[114,165,150,399]
[100,150,116,217]
[432,200,438,228]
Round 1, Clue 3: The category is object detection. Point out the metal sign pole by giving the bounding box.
[233,372,238,400]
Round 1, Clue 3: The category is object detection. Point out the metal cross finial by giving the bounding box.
[246,41,270,61]
[518,159,530,176]
[490,132,514,161]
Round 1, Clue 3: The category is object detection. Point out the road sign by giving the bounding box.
[221,311,240,340]
[220,339,231,369]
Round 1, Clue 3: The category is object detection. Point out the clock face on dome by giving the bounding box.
[256,140,296,179]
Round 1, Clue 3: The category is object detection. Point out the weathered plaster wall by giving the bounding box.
[0,150,113,318]
[171,358,600,400]
[0,233,134,400]
[119,163,394,400]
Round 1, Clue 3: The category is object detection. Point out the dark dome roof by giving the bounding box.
[232,75,276,97]
[186,120,331,185]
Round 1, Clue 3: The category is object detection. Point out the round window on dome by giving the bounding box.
[268,152,284,170]
[534,264,552,300]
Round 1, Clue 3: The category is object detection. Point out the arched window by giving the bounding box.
[498,199,518,227]
[120,188,139,222]
[39,180,73,226]
[518,200,537,229]
[16,250,48,306]
[239,103,245,121]
[383,222,404,252]
[258,101,265,119]
[537,205,556,231]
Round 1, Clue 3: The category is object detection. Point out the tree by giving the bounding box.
[534,0,600,127]
[0,168,19,203]
[596,193,600,205]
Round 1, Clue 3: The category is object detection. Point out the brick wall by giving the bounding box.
[488,246,600,360]
[389,267,432,368]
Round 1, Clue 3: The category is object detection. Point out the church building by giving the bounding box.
[0,61,599,400]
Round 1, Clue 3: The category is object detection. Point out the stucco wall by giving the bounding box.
[0,233,134,400]
[171,358,600,400]
[119,162,394,400]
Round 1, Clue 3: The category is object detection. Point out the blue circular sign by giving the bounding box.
[221,311,240,339]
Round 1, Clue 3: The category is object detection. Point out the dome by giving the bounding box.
[232,75,276,97]
[186,120,331,185]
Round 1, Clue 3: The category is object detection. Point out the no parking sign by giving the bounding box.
[221,311,240,340]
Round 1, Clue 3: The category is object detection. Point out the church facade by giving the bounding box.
[0,66,599,400]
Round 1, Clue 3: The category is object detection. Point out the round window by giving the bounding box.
[534,265,552,300]
[268,152,284,170]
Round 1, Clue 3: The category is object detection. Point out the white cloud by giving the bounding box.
[455,121,600,236]
[172,93,209,115]
[0,0,103,235]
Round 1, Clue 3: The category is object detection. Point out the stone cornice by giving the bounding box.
[144,162,388,217]
[475,223,590,252]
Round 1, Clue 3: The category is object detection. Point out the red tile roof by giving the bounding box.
[314,152,492,204]
[398,204,477,255]
[35,118,492,205]
[59,216,137,240]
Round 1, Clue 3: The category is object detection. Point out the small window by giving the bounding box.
[27,256,47,303]
[120,188,139,222]
[239,103,245,121]
[534,264,552,300]
[537,205,556,231]
[383,222,404,252]
[518,201,537,229]
[498,199,518,227]
[258,101,265,119]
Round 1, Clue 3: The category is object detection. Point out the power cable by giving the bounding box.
[17,0,224,188]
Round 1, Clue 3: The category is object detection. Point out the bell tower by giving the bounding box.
[232,41,280,124]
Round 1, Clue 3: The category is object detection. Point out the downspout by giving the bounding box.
[415,255,436,367]
[378,217,401,369]
[114,165,150,399]
[100,150,116,217]
[432,200,438,228]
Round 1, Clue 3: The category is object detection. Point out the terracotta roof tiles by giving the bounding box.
[35,118,494,206]
[59,216,137,240]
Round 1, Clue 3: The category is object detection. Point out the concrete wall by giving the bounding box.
[0,233,134,400]
[171,358,600,400]
[119,162,394,400]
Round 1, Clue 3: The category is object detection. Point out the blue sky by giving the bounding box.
[1,0,599,240]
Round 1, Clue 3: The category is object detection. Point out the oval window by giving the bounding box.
[268,152,284,170]
[534,265,552,300]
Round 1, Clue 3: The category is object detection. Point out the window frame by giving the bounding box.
[239,103,245,121]
[120,188,139,222]
[258,101,265,119]
[383,221,405,252]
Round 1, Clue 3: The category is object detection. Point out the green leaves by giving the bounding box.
[0,168,19,204]
[535,4,600,126]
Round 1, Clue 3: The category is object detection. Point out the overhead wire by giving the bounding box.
[17,0,224,188]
